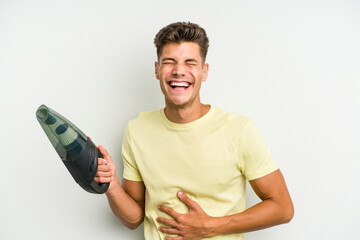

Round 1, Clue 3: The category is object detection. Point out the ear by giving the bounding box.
[202,63,209,82]
[155,61,160,80]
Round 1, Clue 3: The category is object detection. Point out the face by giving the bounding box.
[155,42,209,109]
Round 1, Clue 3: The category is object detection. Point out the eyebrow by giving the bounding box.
[185,59,198,63]
[161,58,198,63]
[161,58,176,62]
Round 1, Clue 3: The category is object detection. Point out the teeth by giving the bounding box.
[170,82,190,87]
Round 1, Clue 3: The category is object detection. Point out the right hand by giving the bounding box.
[95,145,118,191]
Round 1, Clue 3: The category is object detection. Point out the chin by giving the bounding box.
[169,102,188,109]
[169,99,194,109]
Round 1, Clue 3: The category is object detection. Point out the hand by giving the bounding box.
[157,191,218,240]
[94,145,117,191]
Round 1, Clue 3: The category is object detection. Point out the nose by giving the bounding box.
[172,63,186,76]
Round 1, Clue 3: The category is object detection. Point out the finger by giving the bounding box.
[97,158,107,165]
[177,191,200,210]
[156,217,179,228]
[158,226,181,235]
[158,205,181,220]
[94,175,113,183]
[96,170,113,183]
[97,164,111,172]
[95,170,112,177]
[98,145,111,161]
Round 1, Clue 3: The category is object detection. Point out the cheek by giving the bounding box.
[192,71,204,83]
[159,68,171,79]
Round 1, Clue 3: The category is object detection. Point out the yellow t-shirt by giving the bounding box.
[122,106,278,240]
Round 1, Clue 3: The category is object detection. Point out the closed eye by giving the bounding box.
[185,59,198,66]
[161,58,176,65]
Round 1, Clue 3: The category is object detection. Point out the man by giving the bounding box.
[95,22,294,240]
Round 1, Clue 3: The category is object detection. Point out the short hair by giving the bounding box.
[154,22,209,62]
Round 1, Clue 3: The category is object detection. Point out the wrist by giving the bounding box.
[105,175,121,195]
[204,216,221,238]
[204,215,232,238]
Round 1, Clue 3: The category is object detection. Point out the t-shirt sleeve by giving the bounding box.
[238,120,278,180]
[122,124,143,181]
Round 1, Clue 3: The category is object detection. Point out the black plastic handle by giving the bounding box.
[91,149,110,193]
[77,139,109,194]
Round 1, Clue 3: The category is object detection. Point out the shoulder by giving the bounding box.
[211,106,252,129]
[126,109,162,131]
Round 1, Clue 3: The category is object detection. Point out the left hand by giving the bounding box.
[157,191,217,240]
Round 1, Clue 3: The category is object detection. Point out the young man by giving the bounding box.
[95,22,294,240]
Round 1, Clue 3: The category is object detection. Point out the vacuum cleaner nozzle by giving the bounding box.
[36,104,109,194]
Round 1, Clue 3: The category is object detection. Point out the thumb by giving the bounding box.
[98,145,113,162]
[177,191,200,210]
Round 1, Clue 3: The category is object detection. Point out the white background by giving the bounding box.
[1,0,359,239]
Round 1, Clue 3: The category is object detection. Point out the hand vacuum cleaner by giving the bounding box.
[36,104,109,194]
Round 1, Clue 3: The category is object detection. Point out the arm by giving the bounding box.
[95,145,145,230]
[216,169,294,234]
[157,169,294,239]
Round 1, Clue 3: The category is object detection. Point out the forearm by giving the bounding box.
[207,198,294,237]
[157,171,293,239]
[105,177,144,229]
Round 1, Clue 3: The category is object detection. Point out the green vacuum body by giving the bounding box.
[36,104,109,194]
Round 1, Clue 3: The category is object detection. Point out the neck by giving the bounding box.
[164,102,210,124]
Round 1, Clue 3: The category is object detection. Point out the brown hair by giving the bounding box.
[154,22,209,62]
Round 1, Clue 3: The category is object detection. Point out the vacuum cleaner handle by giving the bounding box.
[84,146,110,194]
[97,149,111,190]
[77,138,109,194]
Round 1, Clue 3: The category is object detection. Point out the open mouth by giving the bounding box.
[168,81,191,89]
